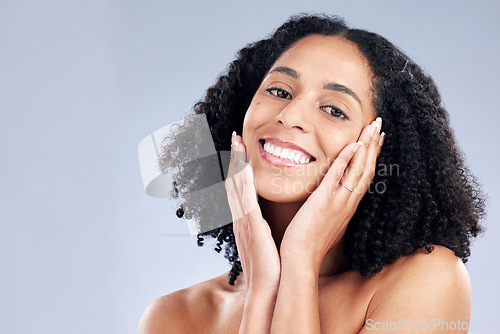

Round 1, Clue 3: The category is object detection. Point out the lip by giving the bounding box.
[258,138,316,168]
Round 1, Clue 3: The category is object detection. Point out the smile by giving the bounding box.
[259,139,316,167]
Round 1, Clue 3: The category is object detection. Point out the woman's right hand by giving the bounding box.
[226,132,281,294]
[226,132,280,333]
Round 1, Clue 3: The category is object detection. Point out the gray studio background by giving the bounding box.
[1,1,499,333]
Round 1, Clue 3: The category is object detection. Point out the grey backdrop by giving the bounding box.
[1,1,499,333]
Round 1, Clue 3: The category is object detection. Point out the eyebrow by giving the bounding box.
[268,66,299,79]
[323,82,362,106]
[268,66,362,107]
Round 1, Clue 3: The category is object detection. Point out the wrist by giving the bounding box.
[240,288,277,334]
[247,284,279,299]
[242,285,278,321]
[243,271,280,296]
[279,254,322,282]
[280,246,324,276]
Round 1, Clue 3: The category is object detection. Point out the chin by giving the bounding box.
[255,173,319,203]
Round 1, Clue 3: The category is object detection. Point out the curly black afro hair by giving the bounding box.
[178,14,485,285]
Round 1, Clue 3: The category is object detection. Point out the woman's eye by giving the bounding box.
[322,105,348,119]
[266,87,292,100]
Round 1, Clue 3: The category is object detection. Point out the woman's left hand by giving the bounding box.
[279,118,384,271]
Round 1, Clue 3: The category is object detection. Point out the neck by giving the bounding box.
[258,196,303,251]
[257,196,348,277]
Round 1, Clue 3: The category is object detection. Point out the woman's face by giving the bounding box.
[242,34,376,203]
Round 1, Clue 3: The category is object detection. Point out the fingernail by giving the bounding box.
[353,141,363,152]
[231,141,239,148]
[231,131,236,146]
[376,117,383,132]
[370,124,376,138]
[379,132,385,147]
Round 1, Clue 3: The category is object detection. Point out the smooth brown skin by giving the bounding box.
[139,247,470,333]
[138,35,471,333]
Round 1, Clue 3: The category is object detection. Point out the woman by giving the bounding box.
[139,14,485,333]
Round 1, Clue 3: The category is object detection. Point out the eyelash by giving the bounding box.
[265,86,349,120]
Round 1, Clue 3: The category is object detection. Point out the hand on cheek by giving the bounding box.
[226,132,281,293]
[280,118,385,269]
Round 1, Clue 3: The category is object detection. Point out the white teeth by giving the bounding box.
[279,149,289,160]
[274,146,281,157]
[264,142,275,154]
[262,140,312,164]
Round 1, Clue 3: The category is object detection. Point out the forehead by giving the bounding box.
[269,34,375,109]
[274,34,370,74]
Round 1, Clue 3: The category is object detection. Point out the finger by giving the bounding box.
[240,162,266,233]
[344,117,381,195]
[355,117,383,197]
[228,133,247,177]
[226,132,248,228]
[312,140,363,202]
[231,134,251,221]
[231,133,265,232]
[338,120,375,198]
[227,133,262,229]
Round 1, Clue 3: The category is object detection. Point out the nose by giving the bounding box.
[275,98,312,132]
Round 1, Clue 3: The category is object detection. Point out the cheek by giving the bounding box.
[242,99,270,138]
[242,111,254,145]
[318,128,358,163]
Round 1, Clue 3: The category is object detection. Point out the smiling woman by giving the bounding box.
[138,14,485,334]
[243,35,376,205]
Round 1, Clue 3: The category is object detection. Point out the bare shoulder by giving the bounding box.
[137,273,234,334]
[376,245,471,295]
[361,245,471,333]
[137,288,195,334]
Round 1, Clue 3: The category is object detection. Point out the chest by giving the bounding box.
[318,276,375,333]
[205,274,375,334]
